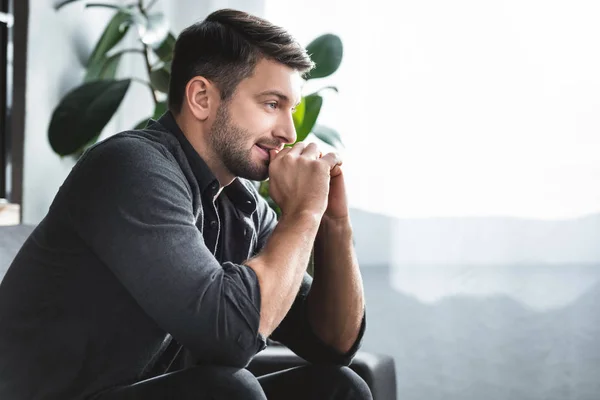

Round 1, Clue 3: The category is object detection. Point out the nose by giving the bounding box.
[274,111,297,145]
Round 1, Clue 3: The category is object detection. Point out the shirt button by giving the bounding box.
[209,220,218,228]
[211,183,218,191]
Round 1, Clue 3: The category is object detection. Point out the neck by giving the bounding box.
[174,112,236,188]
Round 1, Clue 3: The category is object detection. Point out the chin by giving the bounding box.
[236,162,269,182]
[248,169,269,182]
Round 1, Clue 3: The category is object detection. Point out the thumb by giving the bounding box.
[330,164,343,178]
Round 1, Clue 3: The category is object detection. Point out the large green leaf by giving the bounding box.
[292,97,306,127]
[153,32,176,62]
[258,180,281,217]
[85,52,122,82]
[153,101,167,119]
[87,10,132,70]
[294,94,322,142]
[305,34,343,80]
[49,79,131,156]
[133,101,167,129]
[312,124,343,148]
[150,67,170,93]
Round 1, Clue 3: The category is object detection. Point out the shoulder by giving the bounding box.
[69,130,191,198]
[81,130,179,167]
[71,129,192,188]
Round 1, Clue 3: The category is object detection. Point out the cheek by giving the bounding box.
[236,105,276,137]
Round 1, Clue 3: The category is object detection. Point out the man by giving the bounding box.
[0,8,369,400]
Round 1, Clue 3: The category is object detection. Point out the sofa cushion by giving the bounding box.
[248,345,397,400]
[0,225,35,279]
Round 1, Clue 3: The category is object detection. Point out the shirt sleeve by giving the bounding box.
[254,194,367,366]
[65,136,264,368]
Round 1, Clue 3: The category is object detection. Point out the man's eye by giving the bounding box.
[266,102,278,110]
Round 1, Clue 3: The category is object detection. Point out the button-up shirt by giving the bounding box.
[0,112,365,400]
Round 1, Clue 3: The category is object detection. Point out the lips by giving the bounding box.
[255,144,283,159]
[254,144,270,160]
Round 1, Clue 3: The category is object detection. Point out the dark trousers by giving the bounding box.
[95,364,373,400]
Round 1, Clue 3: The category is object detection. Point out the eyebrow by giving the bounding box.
[256,90,301,108]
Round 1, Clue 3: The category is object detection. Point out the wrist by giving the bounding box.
[280,209,322,230]
[320,214,352,230]
[317,215,353,241]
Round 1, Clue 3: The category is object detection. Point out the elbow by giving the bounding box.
[183,311,264,368]
[183,267,265,368]
[204,331,263,368]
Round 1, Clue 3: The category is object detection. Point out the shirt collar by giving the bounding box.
[151,111,257,214]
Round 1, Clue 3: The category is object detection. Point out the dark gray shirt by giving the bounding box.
[0,112,365,400]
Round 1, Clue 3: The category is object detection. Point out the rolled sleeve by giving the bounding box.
[67,136,263,368]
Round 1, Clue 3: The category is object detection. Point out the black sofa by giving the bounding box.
[0,224,396,399]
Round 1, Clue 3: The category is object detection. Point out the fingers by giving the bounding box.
[273,142,322,161]
[270,147,290,160]
[271,143,342,177]
[287,142,307,157]
[320,152,343,170]
[300,143,321,159]
[330,164,343,178]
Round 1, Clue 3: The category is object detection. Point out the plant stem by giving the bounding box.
[137,0,158,106]
[142,48,158,106]
[109,48,146,57]
[86,3,125,11]
[145,0,159,10]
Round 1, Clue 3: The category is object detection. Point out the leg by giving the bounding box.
[258,365,373,400]
[94,366,267,400]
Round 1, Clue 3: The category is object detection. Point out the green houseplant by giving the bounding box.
[50,1,345,214]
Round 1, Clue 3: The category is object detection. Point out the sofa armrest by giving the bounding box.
[247,346,397,400]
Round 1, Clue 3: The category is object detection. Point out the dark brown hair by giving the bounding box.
[168,9,314,113]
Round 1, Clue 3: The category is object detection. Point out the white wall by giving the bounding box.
[265,0,600,221]
[23,1,110,223]
[22,0,264,224]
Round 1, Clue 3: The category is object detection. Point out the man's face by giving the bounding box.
[208,58,303,181]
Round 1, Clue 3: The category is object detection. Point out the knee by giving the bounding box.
[207,367,266,400]
[315,365,373,400]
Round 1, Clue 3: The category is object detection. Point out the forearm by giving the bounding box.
[246,211,321,337]
[307,216,365,354]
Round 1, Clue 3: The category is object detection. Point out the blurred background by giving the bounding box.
[2,0,600,399]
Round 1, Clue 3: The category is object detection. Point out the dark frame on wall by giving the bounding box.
[1,0,27,207]
[0,0,9,200]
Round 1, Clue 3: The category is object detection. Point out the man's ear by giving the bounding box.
[185,77,218,121]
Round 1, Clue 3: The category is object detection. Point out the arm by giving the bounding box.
[245,142,338,337]
[248,185,362,366]
[308,215,365,354]
[67,137,263,368]
[245,212,320,337]
[254,147,366,365]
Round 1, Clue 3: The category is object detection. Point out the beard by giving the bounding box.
[209,104,271,181]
